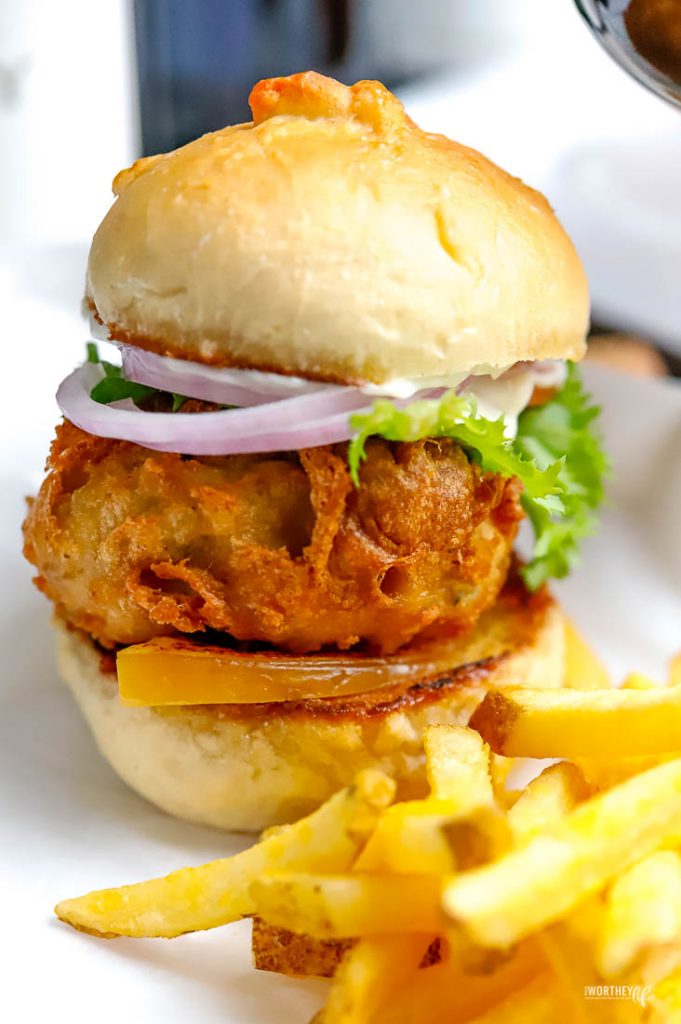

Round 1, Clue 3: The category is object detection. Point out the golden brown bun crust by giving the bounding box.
[87,72,588,385]
[55,576,565,832]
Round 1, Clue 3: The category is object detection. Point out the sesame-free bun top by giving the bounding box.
[87,72,589,386]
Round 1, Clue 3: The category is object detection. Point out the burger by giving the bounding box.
[23,72,606,831]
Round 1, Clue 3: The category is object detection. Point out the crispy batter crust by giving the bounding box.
[24,422,522,654]
[85,568,557,720]
[98,568,554,722]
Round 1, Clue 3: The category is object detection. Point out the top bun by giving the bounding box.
[87,72,588,385]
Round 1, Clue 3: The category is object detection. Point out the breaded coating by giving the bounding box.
[23,422,522,654]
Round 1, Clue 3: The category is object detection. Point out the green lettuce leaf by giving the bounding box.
[86,343,187,410]
[348,363,608,589]
[515,363,609,588]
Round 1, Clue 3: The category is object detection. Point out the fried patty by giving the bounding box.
[23,421,523,654]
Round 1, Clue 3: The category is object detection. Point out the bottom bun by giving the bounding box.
[56,576,565,832]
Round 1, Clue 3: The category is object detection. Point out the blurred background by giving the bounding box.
[1,0,680,399]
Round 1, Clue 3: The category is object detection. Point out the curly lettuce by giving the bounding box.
[348,363,608,590]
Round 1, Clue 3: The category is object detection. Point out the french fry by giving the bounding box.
[507,762,593,844]
[671,653,681,688]
[443,759,681,948]
[251,924,444,981]
[563,890,681,1019]
[56,769,394,938]
[469,684,681,758]
[622,671,659,690]
[535,924,638,1024]
[370,938,546,1024]
[559,891,605,957]
[489,754,514,799]
[251,872,444,938]
[563,620,611,691]
[55,707,681,1024]
[353,798,458,874]
[319,934,430,1024]
[574,755,673,791]
[466,974,561,1023]
[423,725,511,864]
[629,946,681,1024]
[353,727,509,876]
[251,918,352,977]
[400,941,544,1022]
[648,970,681,1023]
[639,943,681,990]
[597,851,681,979]
[424,725,494,807]
[355,798,510,876]
[441,812,512,872]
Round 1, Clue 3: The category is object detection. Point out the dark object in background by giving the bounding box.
[575,0,681,107]
[586,333,670,377]
[134,0,355,154]
[626,0,681,84]
[134,0,458,155]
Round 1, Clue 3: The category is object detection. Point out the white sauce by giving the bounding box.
[462,362,566,438]
[364,361,567,438]
[360,366,499,398]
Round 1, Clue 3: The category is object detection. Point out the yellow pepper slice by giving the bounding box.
[116,635,463,707]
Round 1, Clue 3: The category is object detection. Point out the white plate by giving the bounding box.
[1,261,680,1020]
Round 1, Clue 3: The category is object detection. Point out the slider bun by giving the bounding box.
[88,72,588,386]
[55,578,565,832]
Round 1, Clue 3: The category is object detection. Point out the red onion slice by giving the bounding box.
[120,345,337,406]
[57,364,375,454]
[121,361,368,425]
[57,365,448,455]
[58,348,558,457]
[501,359,567,386]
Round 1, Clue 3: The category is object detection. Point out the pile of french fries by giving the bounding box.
[56,633,681,1023]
